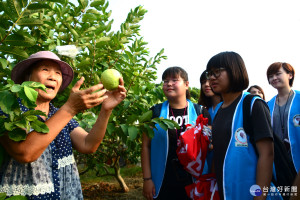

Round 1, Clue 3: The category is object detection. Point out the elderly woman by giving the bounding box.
[0,51,126,199]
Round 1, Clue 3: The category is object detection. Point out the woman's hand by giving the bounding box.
[101,77,127,111]
[143,179,155,200]
[63,77,108,115]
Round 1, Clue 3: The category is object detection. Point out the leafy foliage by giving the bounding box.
[0,0,176,192]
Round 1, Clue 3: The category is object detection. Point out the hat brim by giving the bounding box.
[11,57,73,91]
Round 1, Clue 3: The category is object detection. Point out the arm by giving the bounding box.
[70,77,126,154]
[141,133,155,200]
[0,77,125,162]
[255,138,274,200]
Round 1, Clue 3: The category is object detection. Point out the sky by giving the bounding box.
[107,0,300,101]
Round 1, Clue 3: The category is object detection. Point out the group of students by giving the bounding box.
[0,50,298,200]
[141,51,299,200]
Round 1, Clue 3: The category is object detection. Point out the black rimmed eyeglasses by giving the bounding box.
[205,68,226,80]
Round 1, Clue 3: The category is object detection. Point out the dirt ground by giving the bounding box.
[82,176,145,200]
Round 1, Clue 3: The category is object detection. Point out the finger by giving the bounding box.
[83,84,105,95]
[118,85,127,93]
[87,89,107,100]
[119,77,124,86]
[72,77,85,91]
[87,96,108,106]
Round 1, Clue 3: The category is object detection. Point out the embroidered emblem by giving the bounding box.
[293,114,300,127]
[235,128,248,147]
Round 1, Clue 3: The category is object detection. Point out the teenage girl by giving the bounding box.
[266,62,299,173]
[206,51,280,200]
[199,70,222,121]
[141,66,211,200]
[247,85,266,100]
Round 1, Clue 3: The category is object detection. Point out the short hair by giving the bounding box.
[247,85,265,100]
[206,51,249,93]
[266,62,295,87]
[162,66,190,99]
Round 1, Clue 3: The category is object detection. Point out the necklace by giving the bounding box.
[277,90,292,133]
[169,102,188,139]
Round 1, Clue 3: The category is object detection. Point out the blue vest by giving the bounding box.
[150,99,198,198]
[268,90,300,173]
[208,102,222,121]
[223,92,282,200]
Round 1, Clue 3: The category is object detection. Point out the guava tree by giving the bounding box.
[0,0,179,192]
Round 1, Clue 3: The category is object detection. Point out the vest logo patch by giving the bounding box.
[235,128,248,147]
[293,114,300,127]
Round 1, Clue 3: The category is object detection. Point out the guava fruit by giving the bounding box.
[101,69,122,91]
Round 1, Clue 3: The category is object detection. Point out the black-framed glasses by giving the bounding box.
[205,68,226,80]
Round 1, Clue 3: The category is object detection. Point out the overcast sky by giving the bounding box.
[107,0,300,101]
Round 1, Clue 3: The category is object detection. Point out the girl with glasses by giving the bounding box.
[266,62,299,173]
[141,66,211,200]
[206,51,280,200]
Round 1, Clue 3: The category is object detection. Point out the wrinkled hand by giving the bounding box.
[101,77,127,111]
[63,77,108,115]
[143,180,155,200]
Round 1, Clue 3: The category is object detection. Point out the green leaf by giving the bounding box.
[15,119,28,129]
[0,192,6,200]
[143,124,154,138]
[22,81,46,91]
[7,0,20,18]
[23,110,47,117]
[8,128,27,142]
[25,115,37,121]
[17,0,28,8]
[17,18,44,26]
[128,126,138,140]
[0,91,15,114]
[0,58,8,69]
[5,34,36,47]
[162,119,180,129]
[120,124,128,135]
[0,46,28,58]
[6,195,28,200]
[30,120,49,133]
[138,110,152,123]
[10,84,22,92]
[23,86,38,103]
[106,123,115,135]
[4,122,14,131]
[27,3,52,10]
[152,118,168,131]
[90,0,105,7]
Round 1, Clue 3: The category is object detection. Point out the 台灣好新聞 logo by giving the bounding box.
[250,184,262,196]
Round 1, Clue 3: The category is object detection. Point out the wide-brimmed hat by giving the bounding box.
[11,51,74,91]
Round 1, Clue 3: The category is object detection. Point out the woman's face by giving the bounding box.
[163,75,189,100]
[268,67,292,89]
[201,79,214,97]
[249,87,264,99]
[208,68,229,95]
[30,60,63,102]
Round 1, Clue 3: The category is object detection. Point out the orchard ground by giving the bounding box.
[80,164,145,200]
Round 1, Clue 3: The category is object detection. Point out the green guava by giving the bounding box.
[101,69,122,91]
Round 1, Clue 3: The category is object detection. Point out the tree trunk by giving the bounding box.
[114,163,129,192]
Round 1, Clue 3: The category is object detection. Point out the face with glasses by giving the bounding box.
[162,76,189,99]
[205,67,229,94]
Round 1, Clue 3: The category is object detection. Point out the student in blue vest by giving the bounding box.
[206,51,279,200]
[266,62,300,173]
[199,70,222,121]
[141,66,211,200]
[198,70,222,175]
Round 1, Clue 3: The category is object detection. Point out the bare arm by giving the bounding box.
[255,138,274,200]
[0,77,125,162]
[141,133,155,200]
[70,78,126,154]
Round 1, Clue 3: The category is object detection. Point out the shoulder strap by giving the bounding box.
[242,94,254,138]
[193,103,203,116]
[152,103,163,118]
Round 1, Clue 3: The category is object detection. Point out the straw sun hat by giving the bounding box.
[11,51,74,91]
